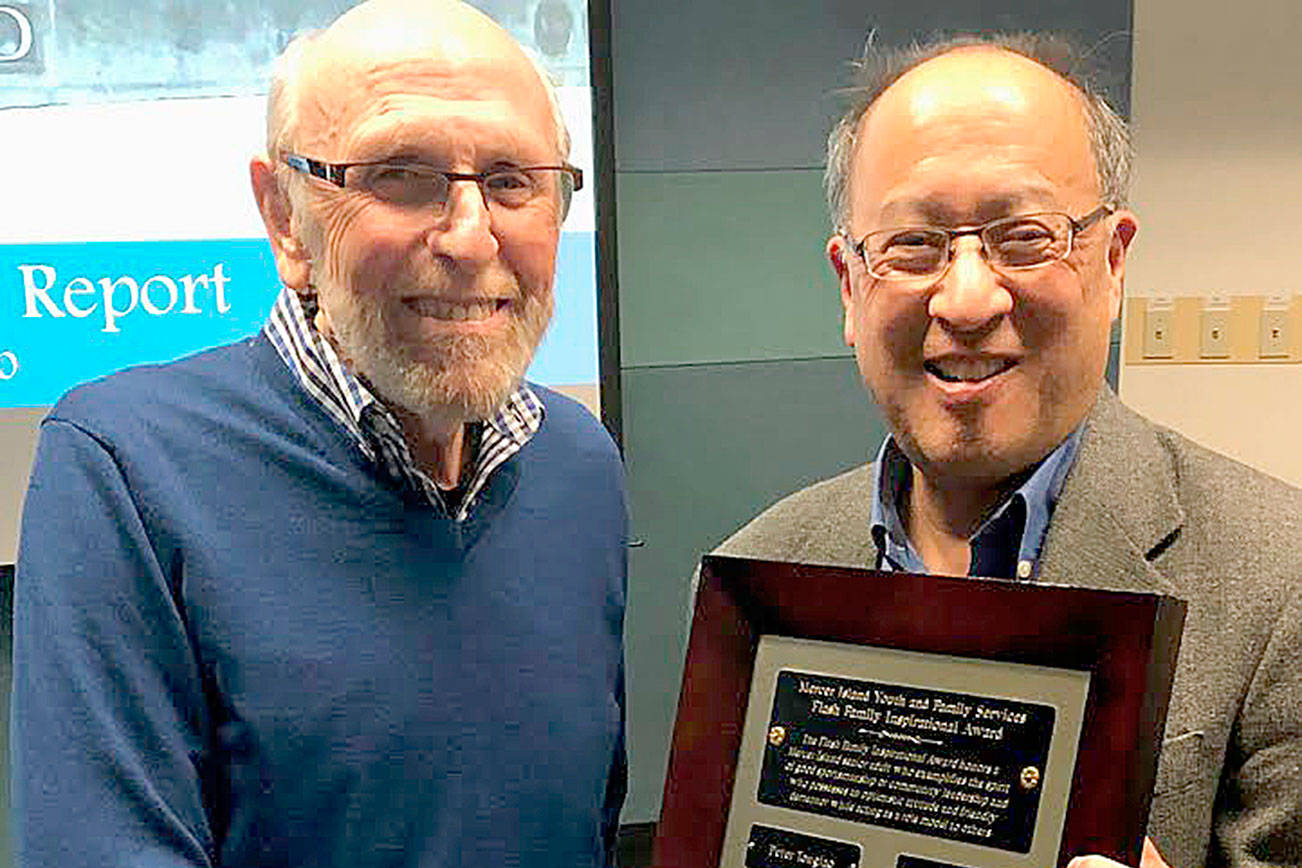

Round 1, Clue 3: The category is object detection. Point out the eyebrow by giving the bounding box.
[345,144,547,174]
[366,150,432,165]
[348,118,548,167]
[878,188,1060,226]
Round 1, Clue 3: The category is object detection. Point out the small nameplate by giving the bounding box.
[744,824,862,868]
[758,670,1055,853]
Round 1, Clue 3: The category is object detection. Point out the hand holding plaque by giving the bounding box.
[653,556,1185,868]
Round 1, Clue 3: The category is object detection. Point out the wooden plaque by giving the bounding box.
[652,555,1186,868]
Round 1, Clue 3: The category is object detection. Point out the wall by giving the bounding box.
[609,0,1133,823]
[0,414,39,562]
[1121,0,1302,484]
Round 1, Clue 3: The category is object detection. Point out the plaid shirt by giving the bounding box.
[264,287,543,521]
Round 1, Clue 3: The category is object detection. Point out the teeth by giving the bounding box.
[406,299,499,321]
[926,358,1011,382]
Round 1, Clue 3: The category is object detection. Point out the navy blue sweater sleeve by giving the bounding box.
[12,418,215,868]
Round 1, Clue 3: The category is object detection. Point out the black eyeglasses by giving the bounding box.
[847,205,1113,280]
[281,153,583,216]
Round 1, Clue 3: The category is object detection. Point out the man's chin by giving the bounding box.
[901,434,1043,492]
[327,292,553,422]
[364,358,525,422]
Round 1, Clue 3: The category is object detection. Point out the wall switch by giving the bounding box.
[1199,304,1231,358]
[1128,294,1301,366]
[1143,299,1175,359]
[1260,303,1290,358]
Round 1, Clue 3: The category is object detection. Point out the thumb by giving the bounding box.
[1140,837,1171,868]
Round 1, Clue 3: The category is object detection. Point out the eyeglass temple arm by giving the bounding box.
[1072,205,1114,232]
[281,153,348,187]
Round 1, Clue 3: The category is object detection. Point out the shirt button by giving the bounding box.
[1016,560,1033,580]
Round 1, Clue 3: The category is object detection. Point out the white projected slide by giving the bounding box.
[0,0,599,558]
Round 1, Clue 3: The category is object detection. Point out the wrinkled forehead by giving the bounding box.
[290,4,555,157]
[852,48,1097,217]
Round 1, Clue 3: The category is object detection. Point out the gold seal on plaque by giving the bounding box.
[1019,765,1041,790]
[768,726,786,747]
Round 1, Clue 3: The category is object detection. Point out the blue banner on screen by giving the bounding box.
[0,234,597,408]
[0,0,597,410]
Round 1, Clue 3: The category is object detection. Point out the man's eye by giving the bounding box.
[885,231,940,250]
[988,220,1066,266]
[353,165,443,204]
[868,230,945,275]
[357,165,422,185]
[486,171,530,190]
[484,170,540,206]
[993,222,1055,245]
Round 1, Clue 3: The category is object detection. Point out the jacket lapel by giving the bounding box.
[802,465,880,568]
[1038,389,1183,596]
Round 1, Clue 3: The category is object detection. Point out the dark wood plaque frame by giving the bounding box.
[652,555,1186,868]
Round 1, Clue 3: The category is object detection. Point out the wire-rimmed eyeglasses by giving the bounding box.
[846,205,1113,281]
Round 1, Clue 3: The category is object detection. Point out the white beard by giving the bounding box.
[317,273,554,421]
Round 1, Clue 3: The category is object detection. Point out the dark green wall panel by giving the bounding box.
[619,357,887,820]
[616,170,845,368]
[612,0,1133,172]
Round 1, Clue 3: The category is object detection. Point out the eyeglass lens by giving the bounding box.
[863,213,1076,279]
[344,165,569,210]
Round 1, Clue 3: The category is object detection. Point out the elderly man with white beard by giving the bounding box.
[11,3,627,866]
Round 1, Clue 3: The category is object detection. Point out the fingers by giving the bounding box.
[1066,837,1172,868]
[1141,837,1171,868]
[1067,856,1128,868]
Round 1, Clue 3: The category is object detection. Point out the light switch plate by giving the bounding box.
[1143,302,1174,359]
[1199,307,1231,358]
[1260,307,1289,358]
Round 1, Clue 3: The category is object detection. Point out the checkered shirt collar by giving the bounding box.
[264,286,543,521]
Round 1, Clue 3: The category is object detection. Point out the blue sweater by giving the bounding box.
[12,335,628,868]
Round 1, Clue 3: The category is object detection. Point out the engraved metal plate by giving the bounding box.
[758,670,1055,853]
[744,824,862,868]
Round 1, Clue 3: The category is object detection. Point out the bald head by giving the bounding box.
[868,47,1092,152]
[849,47,1098,230]
[825,34,1132,230]
[265,0,568,164]
[325,0,504,48]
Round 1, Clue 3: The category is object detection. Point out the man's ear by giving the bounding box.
[250,157,312,291]
[1105,209,1138,320]
[827,233,857,348]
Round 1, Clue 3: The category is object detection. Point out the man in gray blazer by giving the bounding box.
[718,34,1302,868]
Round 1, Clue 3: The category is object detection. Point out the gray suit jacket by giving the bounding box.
[717,389,1302,868]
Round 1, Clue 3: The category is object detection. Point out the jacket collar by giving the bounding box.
[1037,388,1184,595]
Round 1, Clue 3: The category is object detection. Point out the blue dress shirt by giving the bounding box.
[868,426,1084,580]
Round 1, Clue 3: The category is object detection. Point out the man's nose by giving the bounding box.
[429,179,500,264]
[926,236,1013,331]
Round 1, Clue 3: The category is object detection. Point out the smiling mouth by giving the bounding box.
[924,357,1017,383]
[404,298,509,321]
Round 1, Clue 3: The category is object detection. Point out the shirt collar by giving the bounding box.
[869,424,1084,579]
[264,286,372,453]
[263,286,543,519]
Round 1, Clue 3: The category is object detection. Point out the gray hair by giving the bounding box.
[825,32,1133,230]
[264,29,323,162]
[263,24,572,165]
